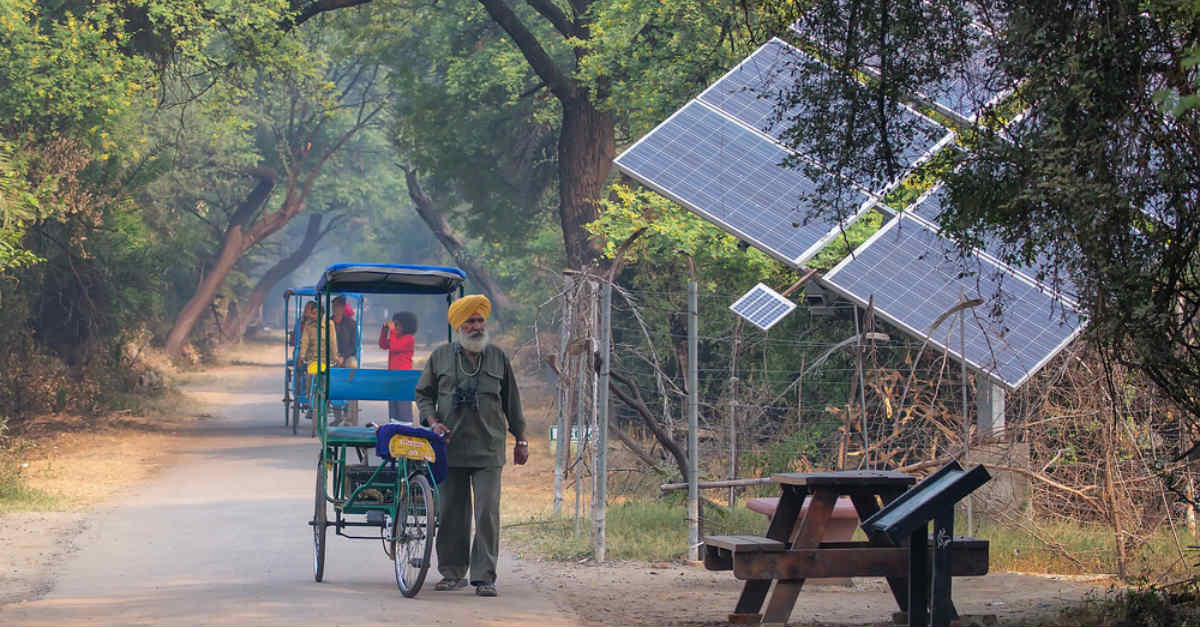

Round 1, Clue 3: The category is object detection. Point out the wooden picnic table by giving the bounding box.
[704,470,992,626]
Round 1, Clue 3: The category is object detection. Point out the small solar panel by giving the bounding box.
[614,100,874,267]
[730,283,797,331]
[822,215,1084,389]
[698,38,951,192]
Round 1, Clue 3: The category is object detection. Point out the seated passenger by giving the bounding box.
[298,300,339,403]
[330,295,359,426]
[331,295,358,369]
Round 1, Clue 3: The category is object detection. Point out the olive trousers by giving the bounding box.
[436,466,502,585]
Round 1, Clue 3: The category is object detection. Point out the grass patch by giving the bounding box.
[0,439,61,513]
[506,499,768,562]
[978,518,1191,580]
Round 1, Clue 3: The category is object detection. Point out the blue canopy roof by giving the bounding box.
[283,286,316,298]
[315,263,467,295]
[282,286,366,302]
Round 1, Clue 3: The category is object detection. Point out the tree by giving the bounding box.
[761,0,1200,425]
[399,165,514,314]
[161,45,388,358]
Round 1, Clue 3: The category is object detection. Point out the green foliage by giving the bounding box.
[577,0,760,136]
[0,1,152,139]
[591,184,784,290]
[383,1,558,244]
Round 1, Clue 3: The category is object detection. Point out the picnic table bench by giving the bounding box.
[703,468,990,626]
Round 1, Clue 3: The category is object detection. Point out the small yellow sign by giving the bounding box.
[388,434,436,462]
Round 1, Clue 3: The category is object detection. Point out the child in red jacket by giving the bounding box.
[379,311,417,423]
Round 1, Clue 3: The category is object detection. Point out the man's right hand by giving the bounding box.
[429,419,451,441]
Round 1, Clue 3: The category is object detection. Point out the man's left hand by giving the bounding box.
[514,441,529,465]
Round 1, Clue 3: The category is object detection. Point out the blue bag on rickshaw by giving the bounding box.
[375,423,447,484]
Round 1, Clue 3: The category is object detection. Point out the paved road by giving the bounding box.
[0,359,577,626]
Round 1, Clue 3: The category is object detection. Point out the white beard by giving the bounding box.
[456,329,490,354]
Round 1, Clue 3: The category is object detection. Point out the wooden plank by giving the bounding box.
[772,471,915,488]
[705,544,733,571]
[733,485,808,616]
[731,544,990,580]
[761,489,838,625]
[704,535,786,552]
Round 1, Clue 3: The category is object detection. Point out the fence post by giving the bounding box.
[593,273,613,561]
[687,274,700,561]
[554,272,572,516]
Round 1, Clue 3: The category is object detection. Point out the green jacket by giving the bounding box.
[414,343,525,468]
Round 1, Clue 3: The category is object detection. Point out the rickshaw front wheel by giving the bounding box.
[313,461,329,582]
[394,472,435,597]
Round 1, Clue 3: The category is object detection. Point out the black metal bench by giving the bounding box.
[861,460,992,627]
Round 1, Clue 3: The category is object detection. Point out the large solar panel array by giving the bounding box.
[616,101,873,266]
[614,37,949,268]
[821,215,1084,388]
[730,283,798,331]
[697,38,952,189]
[614,17,1084,389]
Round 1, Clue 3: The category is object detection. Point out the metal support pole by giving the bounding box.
[959,296,973,536]
[854,306,870,469]
[687,277,700,561]
[593,276,613,561]
[575,351,586,535]
[553,274,572,516]
[729,321,741,508]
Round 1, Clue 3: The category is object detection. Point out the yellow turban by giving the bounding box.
[448,294,491,330]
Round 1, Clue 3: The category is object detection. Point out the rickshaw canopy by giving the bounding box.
[315,263,466,296]
[283,286,317,298]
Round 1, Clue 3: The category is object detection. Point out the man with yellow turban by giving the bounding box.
[414,294,527,597]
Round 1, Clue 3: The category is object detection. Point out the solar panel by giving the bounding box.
[730,283,797,331]
[790,12,1007,125]
[698,38,952,192]
[614,100,875,267]
[902,185,1079,302]
[822,214,1084,389]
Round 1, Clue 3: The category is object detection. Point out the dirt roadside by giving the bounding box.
[0,342,1115,626]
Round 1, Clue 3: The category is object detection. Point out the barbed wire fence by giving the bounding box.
[514,270,1197,576]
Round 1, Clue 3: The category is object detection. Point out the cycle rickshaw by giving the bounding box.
[307,263,465,596]
[282,287,363,435]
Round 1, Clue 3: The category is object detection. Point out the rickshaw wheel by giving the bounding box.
[394,473,435,597]
[313,460,329,582]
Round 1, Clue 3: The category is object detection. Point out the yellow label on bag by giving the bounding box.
[388,434,436,462]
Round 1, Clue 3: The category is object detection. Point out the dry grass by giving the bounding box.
[0,412,185,513]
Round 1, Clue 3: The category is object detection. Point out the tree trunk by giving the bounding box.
[164,171,291,358]
[401,165,514,315]
[558,96,613,270]
[222,213,329,343]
